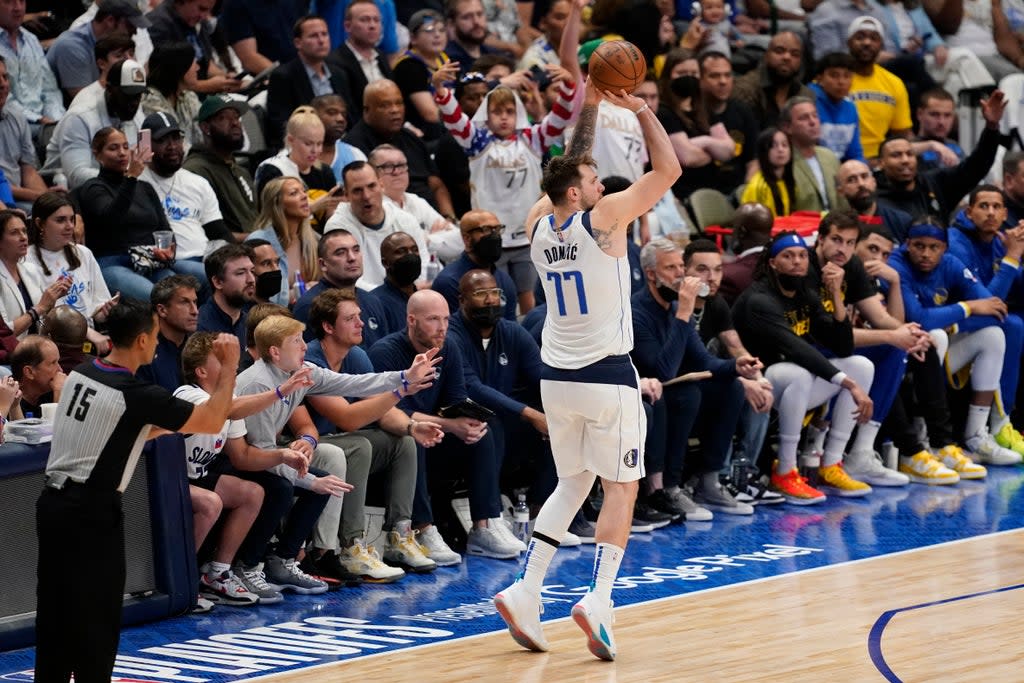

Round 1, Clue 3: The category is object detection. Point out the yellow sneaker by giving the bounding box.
[899,450,960,485]
[818,463,872,497]
[935,445,987,480]
[994,423,1024,457]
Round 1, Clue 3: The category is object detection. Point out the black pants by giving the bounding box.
[35,486,124,683]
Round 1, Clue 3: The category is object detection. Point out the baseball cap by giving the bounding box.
[408,9,443,34]
[578,39,605,68]
[847,16,884,40]
[97,0,151,29]
[108,58,147,96]
[195,95,251,122]
[142,111,182,141]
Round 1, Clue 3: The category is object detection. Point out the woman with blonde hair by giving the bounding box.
[255,106,341,225]
[246,177,320,306]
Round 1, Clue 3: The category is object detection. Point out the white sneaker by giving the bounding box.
[494,580,549,652]
[571,591,616,661]
[467,525,521,559]
[490,517,527,553]
[339,539,406,583]
[417,525,462,566]
[966,431,1021,466]
[843,449,910,487]
[200,569,259,606]
[383,527,437,573]
[667,486,713,522]
[561,530,582,547]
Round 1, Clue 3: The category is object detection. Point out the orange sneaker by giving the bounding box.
[770,464,826,505]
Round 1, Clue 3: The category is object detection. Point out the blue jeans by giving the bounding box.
[96,255,211,303]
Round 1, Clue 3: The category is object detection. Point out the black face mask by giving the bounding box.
[255,270,283,300]
[657,282,678,302]
[473,232,503,265]
[389,253,421,287]
[776,273,806,291]
[467,304,504,328]
[670,75,700,101]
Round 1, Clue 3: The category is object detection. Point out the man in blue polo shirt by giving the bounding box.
[137,274,199,391]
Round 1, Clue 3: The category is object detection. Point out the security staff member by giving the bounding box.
[35,298,240,682]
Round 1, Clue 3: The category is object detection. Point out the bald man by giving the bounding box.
[344,79,455,217]
[369,232,424,336]
[368,289,523,561]
[719,203,774,305]
[432,210,519,321]
[836,159,912,242]
[41,305,91,374]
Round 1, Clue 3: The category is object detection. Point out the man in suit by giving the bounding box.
[266,14,354,146]
[780,96,840,213]
[326,0,393,126]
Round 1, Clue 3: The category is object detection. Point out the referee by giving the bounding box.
[34,298,240,682]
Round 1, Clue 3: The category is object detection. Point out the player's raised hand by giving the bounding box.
[601,87,646,113]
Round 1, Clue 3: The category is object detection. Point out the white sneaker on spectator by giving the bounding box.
[843,449,910,486]
[383,525,437,573]
[417,525,462,566]
[490,517,527,553]
[467,525,521,559]
[233,563,284,604]
[667,486,713,521]
[200,569,258,606]
[339,539,406,583]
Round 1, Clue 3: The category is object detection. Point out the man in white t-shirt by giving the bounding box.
[140,112,235,266]
[323,161,430,289]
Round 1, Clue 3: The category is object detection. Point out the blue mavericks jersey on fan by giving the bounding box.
[531,210,633,369]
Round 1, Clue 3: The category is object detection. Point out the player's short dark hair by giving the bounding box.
[878,134,911,157]
[818,209,863,239]
[151,274,200,308]
[542,155,595,205]
[10,335,50,382]
[318,229,355,258]
[245,238,272,250]
[969,183,1005,206]
[106,297,157,349]
[245,303,292,349]
[858,222,895,243]
[919,87,955,108]
[181,332,218,386]
[308,288,358,340]
[814,52,855,76]
[601,175,631,195]
[683,238,720,264]
[205,243,253,282]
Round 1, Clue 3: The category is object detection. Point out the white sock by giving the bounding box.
[850,420,882,453]
[208,561,230,576]
[590,542,624,602]
[990,411,1010,434]
[519,537,558,594]
[965,404,991,439]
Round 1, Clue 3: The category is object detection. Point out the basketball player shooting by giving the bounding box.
[494,70,682,661]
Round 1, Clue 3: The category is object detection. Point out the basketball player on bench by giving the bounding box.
[493,67,682,660]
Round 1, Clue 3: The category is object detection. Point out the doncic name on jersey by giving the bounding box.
[542,243,579,264]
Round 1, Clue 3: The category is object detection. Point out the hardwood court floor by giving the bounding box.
[267,530,1024,683]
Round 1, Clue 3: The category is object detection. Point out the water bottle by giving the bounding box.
[425,254,441,284]
[52,172,67,189]
[513,494,530,545]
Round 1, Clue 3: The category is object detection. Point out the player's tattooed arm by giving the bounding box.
[592,222,615,248]
[567,101,598,158]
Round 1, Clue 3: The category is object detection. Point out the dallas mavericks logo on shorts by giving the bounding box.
[623,449,639,468]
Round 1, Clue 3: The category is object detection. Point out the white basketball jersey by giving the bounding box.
[565,101,647,182]
[469,138,543,248]
[532,211,633,369]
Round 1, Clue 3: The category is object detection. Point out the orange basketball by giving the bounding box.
[588,40,647,94]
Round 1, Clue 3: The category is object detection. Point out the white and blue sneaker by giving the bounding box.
[571,591,616,661]
[494,579,549,652]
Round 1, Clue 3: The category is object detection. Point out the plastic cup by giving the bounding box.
[153,231,174,250]
[40,403,57,423]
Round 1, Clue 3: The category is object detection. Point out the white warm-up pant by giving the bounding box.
[927,48,996,102]
[930,326,1004,393]
[766,356,875,472]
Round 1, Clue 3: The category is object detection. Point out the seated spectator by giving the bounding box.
[835,159,912,241]
[146,0,242,96]
[344,79,455,216]
[198,243,256,354]
[0,210,71,340]
[911,88,964,172]
[303,290,443,578]
[138,112,234,272]
[254,106,342,225]
[516,0,570,71]
[432,210,519,321]
[40,305,91,373]
[719,202,773,305]
[809,0,899,62]
[741,128,795,217]
[371,232,425,335]
[140,42,204,149]
[0,56,61,208]
[246,238,284,305]
[809,52,865,164]
[391,9,450,140]
[944,0,1024,81]
[136,275,200,391]
[10,334,65,419]
[734,232,877,504]
[44,58,147,189]
[323,0,401,64]
[246,177,322,306]
[370,144,463,264]
[324,161,430,289]
[65,33,136,115]
[266,15,354,146]
[445,0,514,76]
[311,94,367,184]
[26,192,115,354]
[732,32,812,128]
[47,0,148,102]
[70,0,153,67]
[183,96,257,240]
[0,0,65,132]
[219,0,305,76]
[779,96,840,212]
[325,0,394,126]
[368,290,523,560]
[293,229,389,347]
[875,90,1006,220]
[845,17,912,159]
[74,127,208,300]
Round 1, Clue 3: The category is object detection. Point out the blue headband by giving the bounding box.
[907,224,946,242]
[769,233,808,257]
